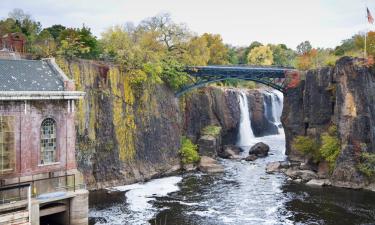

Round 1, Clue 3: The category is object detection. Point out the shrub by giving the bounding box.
[179,136,200,165]
[358,152,375,178]
[201,125,222,137]
[319,133,340,171]
[292,136,320,161]
[160,58,190,90]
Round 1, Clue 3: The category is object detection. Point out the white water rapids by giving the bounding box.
[89,89,288,225]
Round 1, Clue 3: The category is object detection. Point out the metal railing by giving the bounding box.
[0,174,83,205]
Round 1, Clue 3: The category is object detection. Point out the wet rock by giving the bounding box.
[219,145,241,159]
[280,161,292,169]
[199,156,224,173]
[249,142,270,157]
[306,179,331,186]
[285,169,318,182]
[266,162,281,173]
[294,178,303,183]
[183,164,196,172]
[245,155,258,162]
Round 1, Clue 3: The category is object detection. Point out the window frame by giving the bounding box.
[39,118,58,165]
[0,115,15,174]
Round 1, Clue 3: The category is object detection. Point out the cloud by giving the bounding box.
[0,0,372,48]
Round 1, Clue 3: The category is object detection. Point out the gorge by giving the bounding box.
[56,57,375,225]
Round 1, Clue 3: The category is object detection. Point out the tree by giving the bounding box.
[227,45,239,64]
[247,45,274,65]
[8,8,41,42]
[239,41,263,64]
[44,24,66,40]
[139,13,191,53]
[100,26,136,66]
[33,29,57,57]
[201,33,229,65]
[269,44,296,67]
[77,25,100,59]
[57,28,90,59]
[181,35,210,65]
[296,41,312,55]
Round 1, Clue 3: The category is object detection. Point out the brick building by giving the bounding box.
[0,58,87,225]
[0,32,27,53]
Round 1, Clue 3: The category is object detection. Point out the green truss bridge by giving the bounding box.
[176,65,300,97]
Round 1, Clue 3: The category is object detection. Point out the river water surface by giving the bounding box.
[89,90,375,225]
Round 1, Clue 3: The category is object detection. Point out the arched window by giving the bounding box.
[40,118,57,164]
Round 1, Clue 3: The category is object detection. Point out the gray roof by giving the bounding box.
[0,59,65,91]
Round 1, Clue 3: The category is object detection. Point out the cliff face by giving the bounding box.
[282,57,375,188]
[57,59,281,189]
[184,87,279,144]
[57,59,182,189]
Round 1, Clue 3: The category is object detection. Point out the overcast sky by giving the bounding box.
[1,0,374,49]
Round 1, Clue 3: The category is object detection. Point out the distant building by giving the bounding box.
[0,32,27,53]
[0,58,88,225]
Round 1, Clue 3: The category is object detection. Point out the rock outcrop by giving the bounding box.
[58,59,181,189]
[184,87,279,144]
[198,156,224,173]
[248,142,270,157]
[282,57,375,189]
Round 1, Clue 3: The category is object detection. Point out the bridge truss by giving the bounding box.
[176,66,299,97]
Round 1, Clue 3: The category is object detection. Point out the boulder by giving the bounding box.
[306,179,331,186]
[266,162,281,173]
[199,156,224,173]
[245,155,258,161]
[285,169,318,182]
[183,164,197,172]
[249,142,270,157]
[219,145,241,159]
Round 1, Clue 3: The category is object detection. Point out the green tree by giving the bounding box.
[77,25,101,59]
[57,28,90,59]
[269,44,296,67]
[296,41,312,55]
[44,24,66,40]
[247,45,274,65]
[33,29,56,57]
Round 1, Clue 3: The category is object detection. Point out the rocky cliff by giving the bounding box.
[58,58,281,189]
[282,57,375,189]
[183,87,279,145]
[57,59,182,189]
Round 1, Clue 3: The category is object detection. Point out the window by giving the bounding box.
[40,118,57,164]
[0,116,15,173]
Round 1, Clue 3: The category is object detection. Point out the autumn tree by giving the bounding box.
[200,33,229,65]
[247,45,273,65]
[138,13,190,54]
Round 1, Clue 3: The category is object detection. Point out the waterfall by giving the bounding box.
[236,91,254,149]
[264,90,283,127]
[270,90,283,126]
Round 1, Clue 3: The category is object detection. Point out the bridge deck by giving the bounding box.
[186,66,292,78]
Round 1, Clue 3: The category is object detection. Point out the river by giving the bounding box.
[89,90,375,225]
